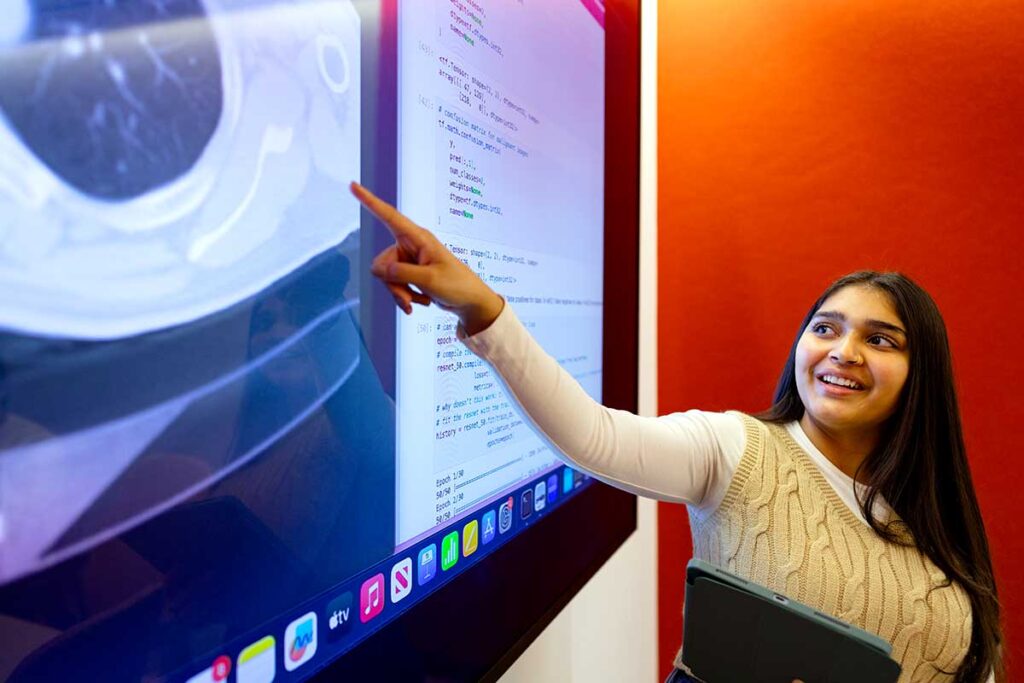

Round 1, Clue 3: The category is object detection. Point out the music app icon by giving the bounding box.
[360,573,385,623]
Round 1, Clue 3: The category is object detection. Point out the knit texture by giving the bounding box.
[675,413,972,682]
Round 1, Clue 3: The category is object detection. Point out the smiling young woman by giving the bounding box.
[351,183,1003,683]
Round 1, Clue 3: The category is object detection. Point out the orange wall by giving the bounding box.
[656,0,1024,678]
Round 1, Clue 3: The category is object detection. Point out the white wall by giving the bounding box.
[499,1,659,680]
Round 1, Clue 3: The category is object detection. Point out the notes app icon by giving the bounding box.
[360,573,385,623]
[237,636,275,683]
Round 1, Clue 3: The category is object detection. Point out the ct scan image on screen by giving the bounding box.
[0,1,605,680]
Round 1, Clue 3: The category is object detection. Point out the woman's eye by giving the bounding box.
[811,323,833,335]
[867,334,897,348]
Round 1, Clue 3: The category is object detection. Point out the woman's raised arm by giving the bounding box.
[351,182,743,509]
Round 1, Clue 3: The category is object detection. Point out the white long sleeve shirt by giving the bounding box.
[459,302,889,527]
[459,303,994,683]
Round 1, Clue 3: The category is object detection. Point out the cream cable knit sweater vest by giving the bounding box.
[676,413,972,682]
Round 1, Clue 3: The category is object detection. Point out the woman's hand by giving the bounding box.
[350,182,505,335]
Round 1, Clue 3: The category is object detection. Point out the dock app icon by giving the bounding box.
[391,557,413,603]
[326,592,353,641]
[534,481,546,512]
[498,496,514,534]
[441,530,459,571]
[284,612,317,672]
[237,636,275,683]
[547,475,558,504]
[482,510,496,545]
[520,489,533,519]
[418,544,437,585]
[462,519,479,557]
[360,573,385,623]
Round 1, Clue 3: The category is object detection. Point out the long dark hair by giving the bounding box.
[758,271,1003,682]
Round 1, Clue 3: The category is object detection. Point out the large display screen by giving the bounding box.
[0,1,607,681]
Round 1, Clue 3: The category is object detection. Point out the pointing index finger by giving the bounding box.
[350,181,424,243]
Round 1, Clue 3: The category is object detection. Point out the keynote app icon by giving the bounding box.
[418,543,437,585]
[284,612,317,672]
[391,557,413,603]
[360,573,385,623]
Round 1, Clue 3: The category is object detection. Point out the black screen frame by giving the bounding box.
[311,0,642,679]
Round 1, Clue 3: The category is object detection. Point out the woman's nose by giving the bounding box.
[829,336,863,365]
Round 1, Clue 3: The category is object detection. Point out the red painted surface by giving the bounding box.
[656,1,1024,679]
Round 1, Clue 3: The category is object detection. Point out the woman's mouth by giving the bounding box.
[816,373,866,392]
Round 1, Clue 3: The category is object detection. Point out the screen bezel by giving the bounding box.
[311,0,641,679]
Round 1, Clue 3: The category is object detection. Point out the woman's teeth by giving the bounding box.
[820,374,863,390]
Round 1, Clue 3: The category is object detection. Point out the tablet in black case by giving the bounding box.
[681,560,901,683]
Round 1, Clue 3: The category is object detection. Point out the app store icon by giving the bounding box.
[482,510,496,544]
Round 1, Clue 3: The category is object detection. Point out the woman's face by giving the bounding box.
[794,285,910,436]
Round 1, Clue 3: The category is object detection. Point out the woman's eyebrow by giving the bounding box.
[866,319,907,337]
[812,310,906,336]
